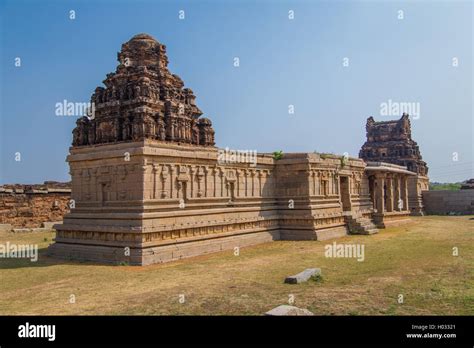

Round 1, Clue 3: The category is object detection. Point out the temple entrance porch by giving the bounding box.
[365,162,415,228]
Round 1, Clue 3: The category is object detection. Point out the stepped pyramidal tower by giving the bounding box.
[359,114,428,176]
[72,33,215,147]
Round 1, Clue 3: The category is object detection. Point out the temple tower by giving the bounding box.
[359,114,429,215]
[72,33,215,147]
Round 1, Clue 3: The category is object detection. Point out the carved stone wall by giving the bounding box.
[49,141,372,265]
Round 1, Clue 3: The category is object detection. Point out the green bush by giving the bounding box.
[272,150,283,161]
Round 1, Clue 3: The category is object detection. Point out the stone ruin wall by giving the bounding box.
[422,190,474,215]
[0,183,71,229]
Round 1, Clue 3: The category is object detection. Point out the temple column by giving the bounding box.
[386,175,394,212]
[368,176,375,207]
[375,174,385,214]
[401,175,409,212]
[394,174,401,211]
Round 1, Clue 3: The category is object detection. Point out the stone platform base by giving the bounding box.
[48,225,351,265]
[314,226,349,240]
[280,226,348,241]
[373,211,411,228]
[48,230,280,266]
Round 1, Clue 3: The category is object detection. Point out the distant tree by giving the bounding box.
[429,182,461,191]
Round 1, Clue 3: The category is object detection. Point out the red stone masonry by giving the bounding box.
[0,182,71,228]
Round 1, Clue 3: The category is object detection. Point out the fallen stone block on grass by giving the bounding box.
[284,268,321,284]
[265,305,314,316]
[12,228,33,233]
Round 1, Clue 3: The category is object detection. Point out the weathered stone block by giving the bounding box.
[12,228,34,233]
[265,305,314,316]
[285,268,321,284]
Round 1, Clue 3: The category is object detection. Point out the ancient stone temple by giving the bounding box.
[72,33,215,148]
[359,114,429,215]
[49,34,427,265]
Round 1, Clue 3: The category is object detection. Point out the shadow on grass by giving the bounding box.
[0,246,111,269]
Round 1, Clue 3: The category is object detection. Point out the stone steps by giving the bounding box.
[344,214,379,235]
[362,228,379,235]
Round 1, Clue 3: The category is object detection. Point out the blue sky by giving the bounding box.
[0,0,472,183]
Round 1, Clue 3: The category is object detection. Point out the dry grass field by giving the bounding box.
[0,216,472,315]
